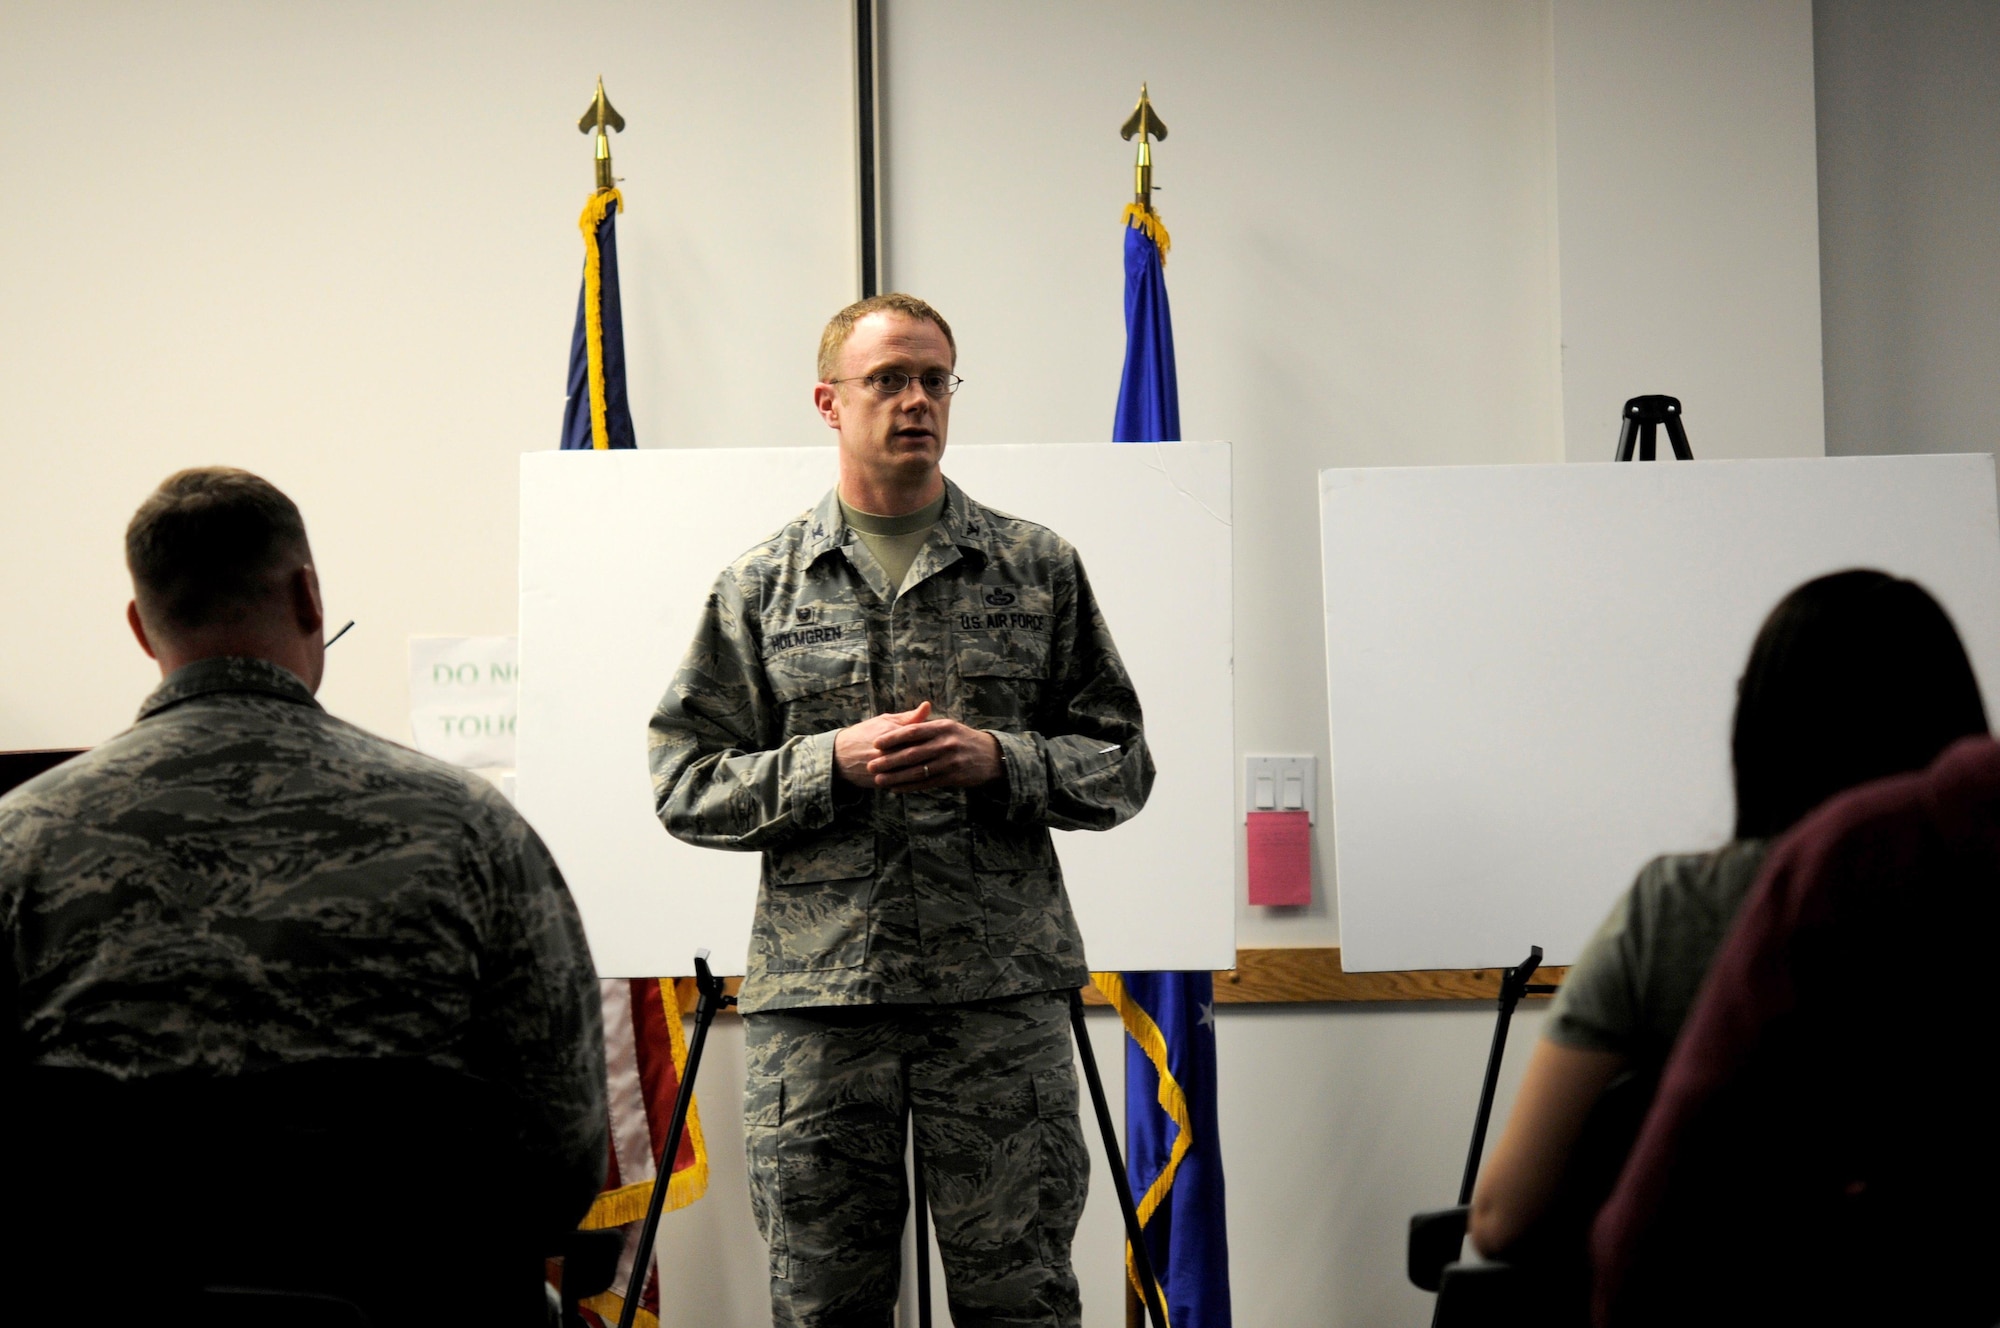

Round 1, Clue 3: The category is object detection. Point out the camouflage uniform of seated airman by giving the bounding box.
[650,478,1154,1326]
[0,656,609,1204]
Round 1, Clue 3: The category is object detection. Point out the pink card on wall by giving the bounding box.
[1247,810,1311,906]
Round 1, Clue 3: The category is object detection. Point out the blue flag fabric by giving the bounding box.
[1105,202,1229,1327]
[560,189,637,451]
[1112,209,1180,444]
[1102,971,1233,1328]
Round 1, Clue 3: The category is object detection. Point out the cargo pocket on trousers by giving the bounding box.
[743,1076,789,1279]
[1033,1066,1089,1264]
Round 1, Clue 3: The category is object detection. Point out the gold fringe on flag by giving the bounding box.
[580,978,711,1231]
[1122,201,1172,261]
[578,1290,659,1328]
[577,188,625,451]
[1091,971,1189,1327]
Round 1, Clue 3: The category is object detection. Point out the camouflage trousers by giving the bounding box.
[742,990,1088,1328]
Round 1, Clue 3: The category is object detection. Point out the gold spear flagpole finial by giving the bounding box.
[1119,82,1168,211]
[578,76,626,193]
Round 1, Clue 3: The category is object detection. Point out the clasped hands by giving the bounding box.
[835,701,1003,793]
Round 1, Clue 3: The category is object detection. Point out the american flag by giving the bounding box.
[570,978,709,1328]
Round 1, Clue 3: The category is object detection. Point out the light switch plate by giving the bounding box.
[1244,755,1316,824]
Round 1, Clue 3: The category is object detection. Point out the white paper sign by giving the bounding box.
[409,636,518,768]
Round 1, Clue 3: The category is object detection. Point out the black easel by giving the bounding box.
[1407,948,1557,1321]
[614,953,735,1328]
[1613,395,1693,461]
[1456,947,1556,1206]
[908,1106,934,1327]
[1069,989,1170,1328]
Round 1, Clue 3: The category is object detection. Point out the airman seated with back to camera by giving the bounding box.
[0,467,608,1221]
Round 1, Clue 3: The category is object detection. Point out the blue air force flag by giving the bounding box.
[560,188,637,451]
[1096,972,1233,1327]
[1112,202,1180,444]
[1099,197,1229,1327]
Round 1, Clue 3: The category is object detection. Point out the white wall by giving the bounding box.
[1553,0,1825,461]
[1814,0,2000,464]
[0,2,1857,1325]
[882,0,1567,954]
[0,0,853,752]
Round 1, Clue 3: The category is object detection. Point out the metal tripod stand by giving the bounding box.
[1613,395,1694,461]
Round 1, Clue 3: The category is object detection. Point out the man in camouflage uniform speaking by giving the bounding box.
[649,294,1155,1326]
[0,469,608,1232]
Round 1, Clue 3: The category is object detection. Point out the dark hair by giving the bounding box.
[125,467,310,634]
[1732,569,1987,838]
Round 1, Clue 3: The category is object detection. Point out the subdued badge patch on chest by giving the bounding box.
[981,587,1017,608]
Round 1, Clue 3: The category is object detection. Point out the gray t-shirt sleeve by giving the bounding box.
[1543,860,1658,1056]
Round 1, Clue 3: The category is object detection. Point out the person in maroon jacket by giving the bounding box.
[1592,734,2000,1327]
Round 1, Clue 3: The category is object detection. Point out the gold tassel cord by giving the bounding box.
[1090,971,1188,1328]
[577,188,625,451]
[1122,202,1172,262]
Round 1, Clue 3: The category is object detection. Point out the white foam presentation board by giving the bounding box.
[1321,454,2000,972]
[519,443,1234,978]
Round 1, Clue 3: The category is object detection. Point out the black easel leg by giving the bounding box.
[1664,413,1693,460]
[1456,995,1519,1206]
[615,961,734,1328]
[1454,948,1545,1206]
[911,1117,933,1328]
[1068,989,1168,1328]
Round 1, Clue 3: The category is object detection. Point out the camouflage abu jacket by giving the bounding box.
[0,656,608,1202]
[648,478,1154,1013]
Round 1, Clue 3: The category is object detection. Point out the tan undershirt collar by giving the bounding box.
[840,492,947,595]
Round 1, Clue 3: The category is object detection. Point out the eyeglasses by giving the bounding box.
[827,370,965,399]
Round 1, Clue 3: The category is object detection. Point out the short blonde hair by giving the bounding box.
[816,293,956,381]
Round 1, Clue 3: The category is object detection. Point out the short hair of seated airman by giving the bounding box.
[125,467,310,636]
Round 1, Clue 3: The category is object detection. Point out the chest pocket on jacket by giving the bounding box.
[763,614,871,735]
[953,586,1054,727]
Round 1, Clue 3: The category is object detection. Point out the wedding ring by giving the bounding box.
[923,764,931,779]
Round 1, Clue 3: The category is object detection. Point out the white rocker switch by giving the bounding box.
[1244,755,1317,824]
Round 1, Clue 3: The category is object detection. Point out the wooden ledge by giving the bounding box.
[670,948,1563,1013]
[1179,946,1563,1005]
